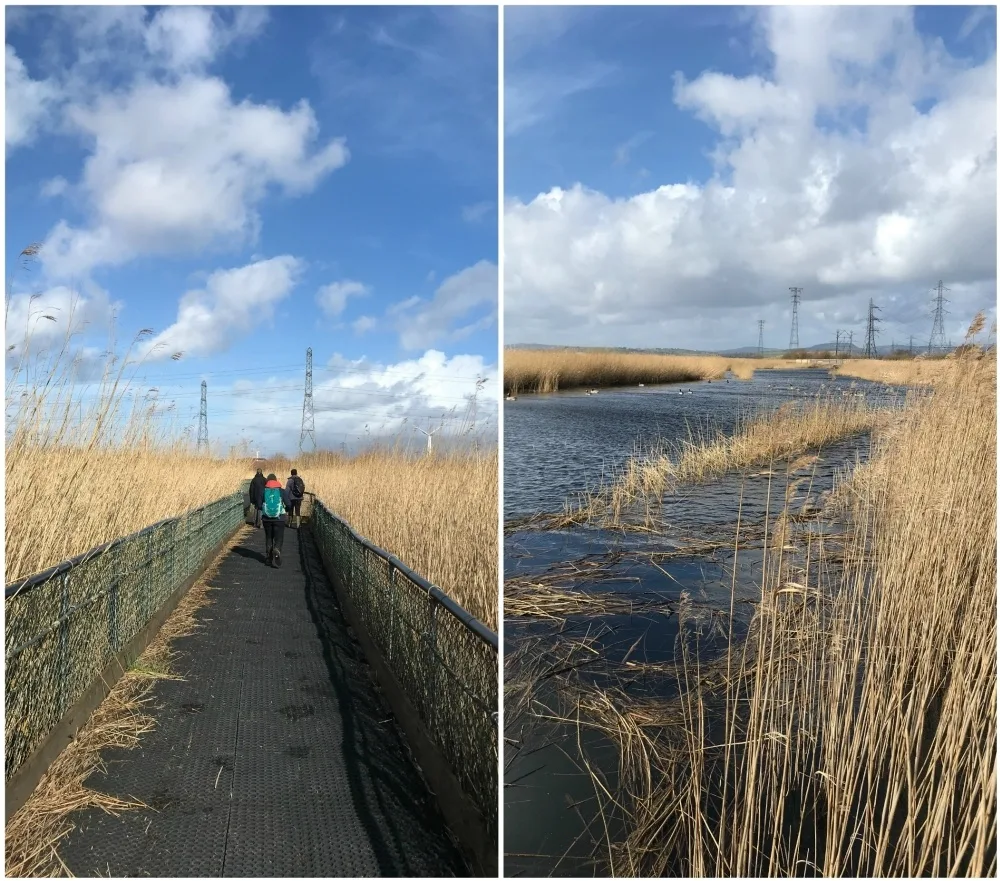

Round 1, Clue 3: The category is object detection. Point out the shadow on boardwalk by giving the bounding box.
[58,525,468,877]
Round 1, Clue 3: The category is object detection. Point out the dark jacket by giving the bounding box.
[260,479,290,521]
[250,472,266,507]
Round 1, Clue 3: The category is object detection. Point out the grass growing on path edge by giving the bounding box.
[4,528,249,878]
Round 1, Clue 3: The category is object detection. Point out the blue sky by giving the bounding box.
[7,6,498,454]
[505,6,997,351]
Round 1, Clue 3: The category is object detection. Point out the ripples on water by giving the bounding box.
[503,369,904,876]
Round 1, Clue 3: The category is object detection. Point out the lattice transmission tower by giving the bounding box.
[300,347,316,453]
[197,380,208,454]
[789,287,803,349]
[928,280,950,355]
[863,299,882,359]
[757,320,765,357]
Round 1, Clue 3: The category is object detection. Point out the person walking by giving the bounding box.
[260,473,290,567]
[249,468,266,528]
[285,468,306,528]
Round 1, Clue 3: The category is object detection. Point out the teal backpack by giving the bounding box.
[262,486,285,519]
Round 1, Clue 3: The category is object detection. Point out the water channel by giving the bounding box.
[503,368,904,877]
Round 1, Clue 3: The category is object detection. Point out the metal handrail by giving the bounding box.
[5,492,245,796]
[4,508,230,600]
[302,492,498,649]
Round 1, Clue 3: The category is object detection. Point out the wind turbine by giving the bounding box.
[415,426,440,455]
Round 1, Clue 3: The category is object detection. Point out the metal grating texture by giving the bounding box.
[57,524,466,877]
[308,495,499,848]
[5,493,243,783]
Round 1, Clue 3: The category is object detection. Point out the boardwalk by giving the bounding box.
[58,524,468,877]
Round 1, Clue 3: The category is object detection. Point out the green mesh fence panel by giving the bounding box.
[5,493,244,783]
[309,497,498,845]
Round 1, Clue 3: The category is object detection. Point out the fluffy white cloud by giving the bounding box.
[7,8,346,278]
[139,256,302,361]
[4,282,118,364]
[189,349,498,454]
[42,76,347,278]
[317,280,369,318]
[143,6,266,71]
[6,8,268,156]
[393,260,498,350]
[6,46,59,150]
[505,7,997,349]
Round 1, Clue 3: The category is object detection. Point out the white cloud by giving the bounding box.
[505,7,997,349]
[462,200,495,223]
[352,315,377,334]
[7,8,345,279]
[392,260,498,351]
[142,6,268,71]
[139,255,302,361]
[42,76,348,278]
[6,46,60,150]
[144,7,219,70]
[192,349,498,454]
[4,282,117,358]
[317,280,369,318]
[40,176,69,198]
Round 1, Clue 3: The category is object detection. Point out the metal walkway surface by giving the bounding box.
[58,524,469,877]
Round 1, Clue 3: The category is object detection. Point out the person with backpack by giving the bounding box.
[285,468,306,528]
[260,473,290,567]
[249,468,266,528]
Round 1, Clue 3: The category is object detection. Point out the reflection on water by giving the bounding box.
[503,369,900,876]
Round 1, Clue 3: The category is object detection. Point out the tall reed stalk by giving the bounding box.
[615,345,996,876]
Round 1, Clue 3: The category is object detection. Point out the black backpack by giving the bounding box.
[291,476,305,499]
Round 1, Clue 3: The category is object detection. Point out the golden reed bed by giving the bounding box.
[505,348,794,394]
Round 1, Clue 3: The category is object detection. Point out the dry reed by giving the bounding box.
[5,444,247,584]
[255,447,498,630]
[831,357,955,386]
[504,348,788,395]
[588,346,996,875]
[579,396,885,524]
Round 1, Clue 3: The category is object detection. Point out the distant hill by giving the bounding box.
[718,342,855,356]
